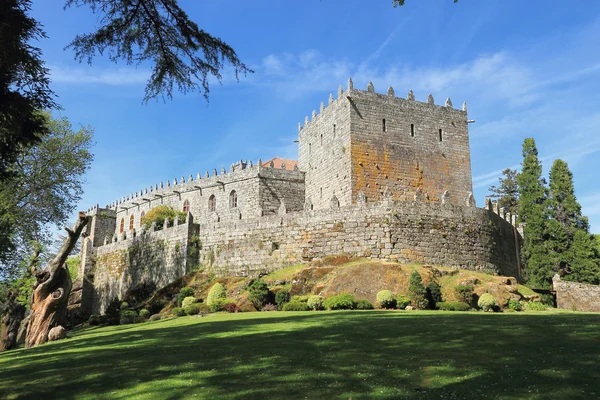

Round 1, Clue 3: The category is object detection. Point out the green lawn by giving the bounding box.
[1,311,599,399]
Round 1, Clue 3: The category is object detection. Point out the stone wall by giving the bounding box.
[553,275,600,312]
[297,79,472,210]
[198,199,519,278]
[89,215,196,313]
[97,163,304,240]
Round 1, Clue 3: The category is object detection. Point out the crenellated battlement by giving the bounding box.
[89,159,304,214]
[297,77,467,133]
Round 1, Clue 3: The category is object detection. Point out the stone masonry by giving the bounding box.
[72,79,522,317]
[553,275,600,312]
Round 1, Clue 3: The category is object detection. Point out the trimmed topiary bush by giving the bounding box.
[455,284,474,304]
[409,271,429,309]
[307,295,324,311]
[426,281,443,309]
[282,301,311,311]
[478,293,497,312]
[181,296,198,309]
[139,309,151,319]
[376,290,396,309]
[172,307,186,317]
[247,279,269,309]
[355,299,374,310]
[437,301,470,311]
[275,289,291,310]
[396,295,411,310]
[508,299,522,311]
[177,287,195,306]
[290,295,310,303]
[207,283,227,306]
[323,294,357,310]
[184,304,201,315]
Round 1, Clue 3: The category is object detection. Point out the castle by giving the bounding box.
[70,79,522,317]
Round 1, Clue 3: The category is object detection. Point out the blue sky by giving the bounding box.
[31,0,600,233]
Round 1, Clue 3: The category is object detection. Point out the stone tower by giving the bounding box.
[298,79,472,209]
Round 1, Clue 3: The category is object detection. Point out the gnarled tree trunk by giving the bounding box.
[25,212,90,348]
[0,291,25,351]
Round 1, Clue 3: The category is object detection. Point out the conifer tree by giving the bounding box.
[488,168,519,214]
[517,138,551,288]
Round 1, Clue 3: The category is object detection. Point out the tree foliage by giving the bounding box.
[488,168,519,214]
[140,205,186,229]
[0,113,93,272]
[247,279,269,309]
[0,0,57,178]
[517,138,551,288]
[64,0,252,102]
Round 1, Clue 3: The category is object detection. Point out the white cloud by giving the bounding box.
[49,64,151,85]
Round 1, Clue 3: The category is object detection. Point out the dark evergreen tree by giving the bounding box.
[517,138,551,288]
[408,271,428,309]
[488,168,519,214]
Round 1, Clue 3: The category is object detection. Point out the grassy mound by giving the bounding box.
[1,311,598,399]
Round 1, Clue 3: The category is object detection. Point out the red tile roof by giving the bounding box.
[261,157,298,171]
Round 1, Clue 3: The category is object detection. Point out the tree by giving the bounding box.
[25,212,90,348]
[408,271,428,309]
[0,0,56,179]
[247,279,269,309]
[0,112,94,271]
[488,168,519,214]
[517,138,551,288]
[65,0,251,102]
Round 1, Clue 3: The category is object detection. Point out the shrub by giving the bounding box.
[455,284,474,304]
[282,301,310,311]
[247,279,269,309]
[478,293,497,312]
[222,303,239,313]
[120,302,129,310]
[88,314,100,326]
[184,304,201,315]
[426,282,443,308]
[172,307,186,317]
[141,205,186,229]
[177,287,195,306]
[508,299,522,311]
[139,309,151,319]
[323,294,357,310]
[307,295,324,311]
[524,301,547,311]
[376,290,396,309]
[409,271,429,309]
[207,283,227,306]
[120,318,134,325]
[261,303,277,311]
[120,309,137,319]
[197,304,211,314]
[275,289,291,310]
[181,296,198,308]
[105,299,121,325]
[209,298,236,312]
[437,301,470,311]
[149,314,161,321]
[238,303,256,313]
[356,299,374,310]
[396,295,411,310]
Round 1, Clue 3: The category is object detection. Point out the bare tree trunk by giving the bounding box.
[0,291,25,351]
[25,212,90,348]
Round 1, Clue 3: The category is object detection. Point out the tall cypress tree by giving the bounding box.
[517,138,551,288]
[547,160,600,284]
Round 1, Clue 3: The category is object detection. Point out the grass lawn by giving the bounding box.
[1,311,599,399]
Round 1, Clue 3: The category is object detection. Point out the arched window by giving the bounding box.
[140,211,145,227]
[119,218,124,233]
[129,215,134,231]
[229,190,238,208]
[182,199,190,213]
[208,195,216,212]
